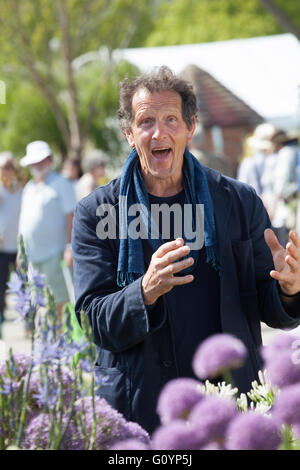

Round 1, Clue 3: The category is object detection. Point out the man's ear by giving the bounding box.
[124,128,135,148]
[187,117,196,144]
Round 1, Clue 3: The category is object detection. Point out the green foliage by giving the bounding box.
[75,59,138,165]
[145,0,300,46]
[0,58,137,164]
[0,79,66,158]
[0,0,150,162]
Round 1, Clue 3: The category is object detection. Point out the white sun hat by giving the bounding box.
[20,140,52,167]
[247,123,279,151]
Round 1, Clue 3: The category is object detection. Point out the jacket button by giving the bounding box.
[162,360,173,368]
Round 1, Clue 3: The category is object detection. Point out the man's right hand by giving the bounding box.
[141,238,194,306]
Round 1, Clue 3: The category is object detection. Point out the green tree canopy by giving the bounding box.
[145,0,300,46]
[0,0,156,161]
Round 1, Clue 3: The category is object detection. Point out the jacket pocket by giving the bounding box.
[94,365,131,420]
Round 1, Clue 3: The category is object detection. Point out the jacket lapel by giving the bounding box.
[205,169,233,260]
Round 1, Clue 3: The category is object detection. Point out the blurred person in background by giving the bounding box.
[76,149,109,200]
[237,122,278,197]
[62,158,82,194]
[18,141,76,323]
[0,152,23,334]
[270,130,300,246]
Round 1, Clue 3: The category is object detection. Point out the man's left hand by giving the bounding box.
[264,228,300,296]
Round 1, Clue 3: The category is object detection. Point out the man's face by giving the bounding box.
[125,89,195,182]
[29,156,52,181]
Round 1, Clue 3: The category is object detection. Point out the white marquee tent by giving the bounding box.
[114,34,300,130]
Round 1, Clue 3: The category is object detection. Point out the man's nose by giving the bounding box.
[152,120,166,139]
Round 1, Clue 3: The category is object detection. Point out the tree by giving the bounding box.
[145,0,300,46]
[0,60,139,168]
[0,0,159,161]
[259,0,300,41]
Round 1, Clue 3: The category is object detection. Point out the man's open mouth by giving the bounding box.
[151,147,172,159]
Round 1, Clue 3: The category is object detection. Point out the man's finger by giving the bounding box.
[289,230,300,250]
[156,238,184,258]
[170,274,194,286]
[270,269,292,282]
[286,242,300,261]
[162,257,194,276]
[286,254,298,273]
[264,228,283,256]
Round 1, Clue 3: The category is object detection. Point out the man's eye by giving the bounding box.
[167,116,177,123]
[140,118,153,126]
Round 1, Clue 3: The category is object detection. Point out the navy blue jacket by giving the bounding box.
[72,166,300,434]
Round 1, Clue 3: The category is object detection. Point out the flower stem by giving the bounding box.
[222,369,235,387]
[14,328,35,447]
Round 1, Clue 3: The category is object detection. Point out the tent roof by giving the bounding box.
[181,64,263,127]
[115,34,300,128]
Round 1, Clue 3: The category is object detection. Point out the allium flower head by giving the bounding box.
[110,439,150,450]
[192,333,247,379]
[272,384,300,426]
[73,396,131,449]
[157,378,204,425]
[264,349,300,388]
[225,412,281,450]
[0,352,31,380]
[261,332,298,363]
[189,395,237,447]
[22,413,76,450]
[28,366,75,410]
[120,421,150,444]
[151,421,199,450]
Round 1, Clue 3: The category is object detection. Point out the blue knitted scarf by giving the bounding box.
[117,146,219,287]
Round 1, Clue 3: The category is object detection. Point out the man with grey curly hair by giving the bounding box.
[73,66,300,433]
[76,149,107,200]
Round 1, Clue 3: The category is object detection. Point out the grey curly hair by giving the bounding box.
[117,66,198,133]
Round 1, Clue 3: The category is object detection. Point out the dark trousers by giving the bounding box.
[0,251,17,323]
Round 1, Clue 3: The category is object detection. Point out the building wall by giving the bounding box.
[198,125,254,174]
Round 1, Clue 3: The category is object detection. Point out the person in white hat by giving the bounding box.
[18,141,77,321]
[237,123,279,196]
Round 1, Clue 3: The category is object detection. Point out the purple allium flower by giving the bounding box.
[192,333,247,379]
[120,420,151,445]
[261,332,298,363]
[264,349,300,389]
[272,384,300,426]
[151,421,199,450]
[73,396,130,450]
[28,366,75,410]
[157,378,204,425]
[189,395,237,447]
[0,352,31,380]
[225,412,281,450]
[22,413,76,450]
[109,439,150,450]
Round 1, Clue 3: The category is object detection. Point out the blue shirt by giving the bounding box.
[19,171,76,263]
